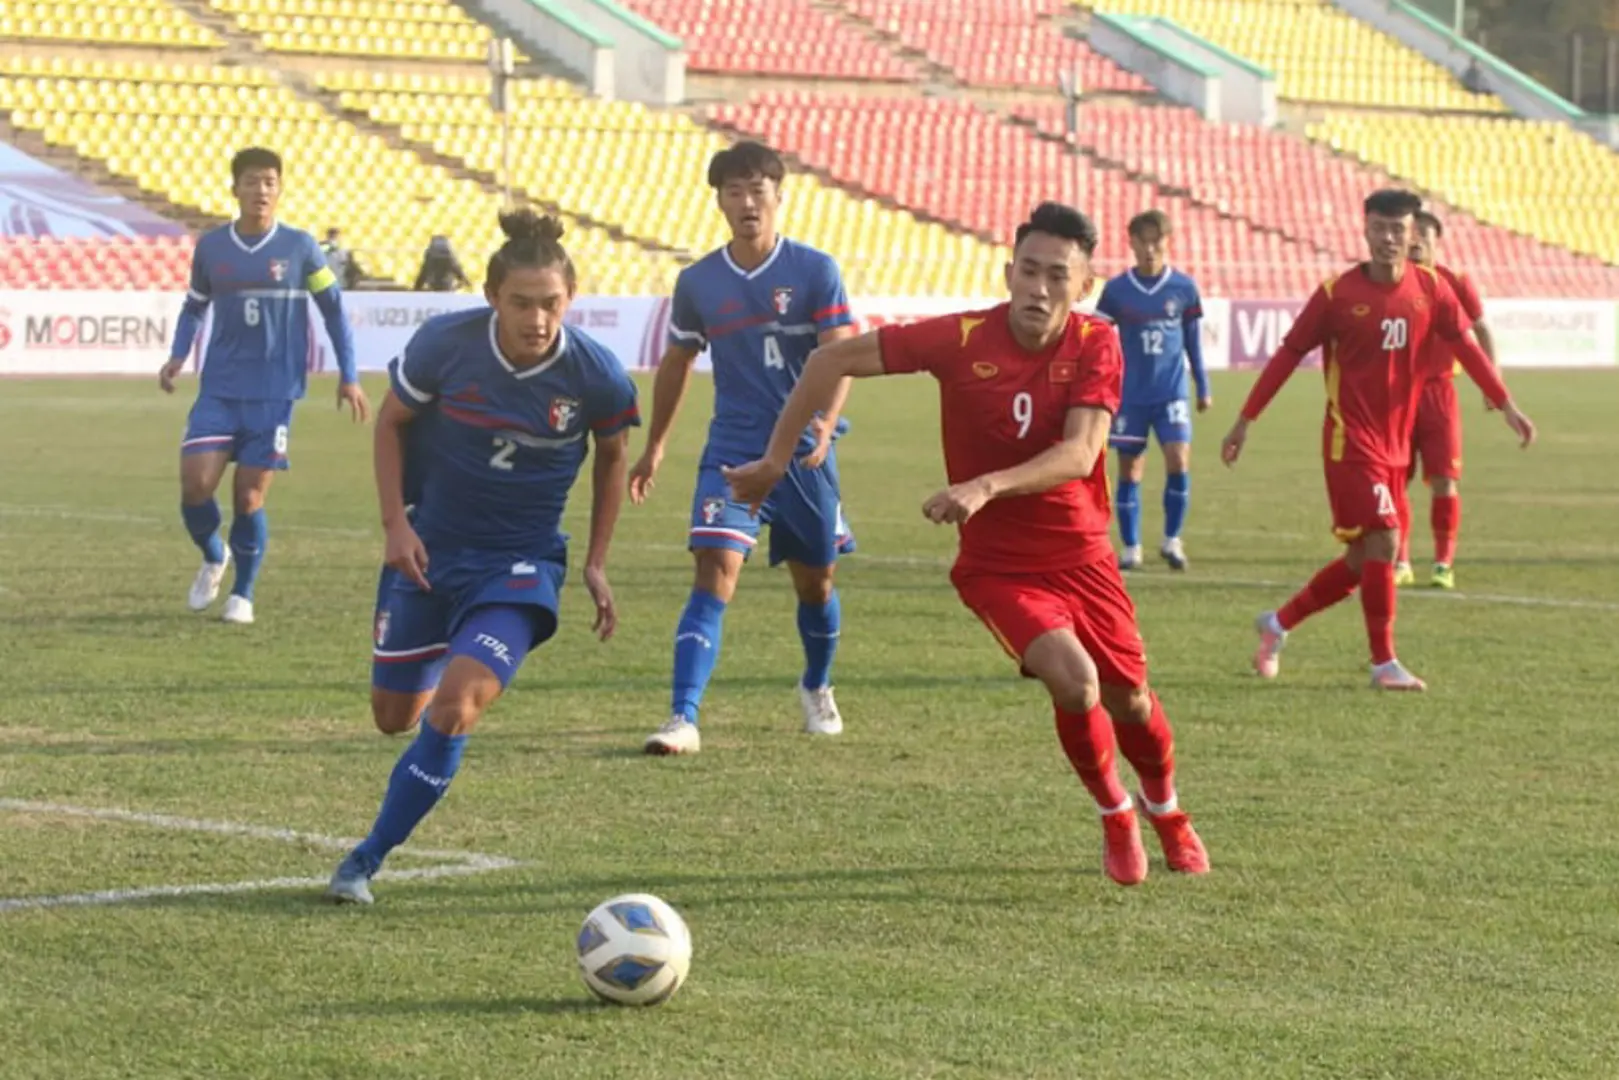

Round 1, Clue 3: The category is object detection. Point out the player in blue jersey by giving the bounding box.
[160,147,369,625]
[326,210,638,905]
[627,141,857,756]
[1093,210,1208,572]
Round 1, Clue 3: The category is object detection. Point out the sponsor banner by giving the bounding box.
[1483,299,1617,369]
[0,290,177,374]
[0,144,186,239]
[1228,298,1316,370]
[1199,296,1232,372]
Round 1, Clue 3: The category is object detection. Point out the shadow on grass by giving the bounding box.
[317,995,607,1019]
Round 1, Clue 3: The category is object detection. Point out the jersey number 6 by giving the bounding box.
[244,297,261,327]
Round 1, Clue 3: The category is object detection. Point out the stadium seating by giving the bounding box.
[323,70,1009,296]
[0,0,219,48]
[0,234,192,290]
[617,0,921,79]
[1311,113,1619,266]
[846,0,1149,91]
[207,0,507,61]
[0,56,674,293]
[1084,0,1504,110]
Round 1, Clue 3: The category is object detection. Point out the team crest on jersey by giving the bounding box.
[701,497,725,525]
[972,361,999,379]
[1164,298,1180,318]
[1049,361,1077,383]
[373,609,390,648]
[549,396,580,431]
[268,259,289,283]
[1352,304,1372,317]
[772,287,793,316]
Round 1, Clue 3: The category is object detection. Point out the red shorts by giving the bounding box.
[1324,459,1408,543]
[950,557,1148,688]
[1410,377,1462,481]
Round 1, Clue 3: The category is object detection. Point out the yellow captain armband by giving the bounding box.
[307,266,337,293]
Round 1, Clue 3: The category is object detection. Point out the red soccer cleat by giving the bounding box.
[1100,808,1148,886]
[1143,806,1211,875]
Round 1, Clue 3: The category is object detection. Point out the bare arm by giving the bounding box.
[814,325,858,431]
[1473,318,1497,365]
[373,390,416,530]
[762,331,886,472]
[587,429,630,572]
[643,343,702,453]
[922,405,1111,525]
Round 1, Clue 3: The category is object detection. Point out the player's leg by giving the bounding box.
[1424,380,1463,589]
[178,395,235,611]
[1429,474,1459,589]
[369,565,448,736]
[1342,473,1423,690]
[951,570,1145,886]
[647,466,756,755]
[1159,439,1192,572]
[1109,408,1149,569]
[773,457,847,735]
[220,401,291,624]
[1395,454,1417,585]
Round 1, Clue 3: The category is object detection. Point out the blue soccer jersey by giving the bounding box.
[183,222,354,401]
[389,307,640,555]
[1095,268,1207,407]
[667,237,854,460]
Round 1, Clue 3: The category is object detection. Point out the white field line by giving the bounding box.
[0,799,520,914]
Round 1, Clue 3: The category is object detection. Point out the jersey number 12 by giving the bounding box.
[1139,328,1164,355]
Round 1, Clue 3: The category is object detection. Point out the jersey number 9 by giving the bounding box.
[1012,391,1033,438]
[244,298,261,327]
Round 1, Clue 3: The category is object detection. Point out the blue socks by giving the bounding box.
[1115,479,1142,548]
[181,500,226,565]
[229,509,267,600]
[798,590,841,690]
[354,721,468,873]
[1164,472,1191,541]
[671,589,727,724]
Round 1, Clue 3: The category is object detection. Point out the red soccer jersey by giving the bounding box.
[1240,263,1496,468]
[1425,264,1485,381]
[878,303,1123,573]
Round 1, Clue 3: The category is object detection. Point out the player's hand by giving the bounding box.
[1220,420,1249,467]
[584,564,617,642]
[922,477,993,525]
[1501,402,1536,449]
[627,445,663,505]
[158,359,184,394]
[1483,393,1499,413]
[799,423,834,470]
[1197,395,1213,414]
[722,458,786,515]
[384,522,430,592]
[338,381,371,424]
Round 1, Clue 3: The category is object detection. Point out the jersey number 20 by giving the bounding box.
[1380,318,1408,351]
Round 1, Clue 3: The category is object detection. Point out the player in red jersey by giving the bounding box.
[725,203,1208,887]
[1398,210,1497,591]
[1222,190,1535,691]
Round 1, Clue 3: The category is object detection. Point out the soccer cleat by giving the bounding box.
[1393,561,1416,587]
[1160,537,1188,572]
[1370,659,1427,692]
[1143,804,1211,874]
[1118,545,1143,572]
[325,850,376,905]
[220,595,255,624]
[798,684,844,736]
[644,715,701,755]
[1100,807,1148,886]
[1430,564,1455,590]
[187,551,231,612]
[1252,611,1287,679]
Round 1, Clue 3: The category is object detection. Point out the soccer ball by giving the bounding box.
[576,893,692,1006]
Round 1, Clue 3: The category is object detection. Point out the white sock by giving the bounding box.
[1143,792,1178,816]
[1099,796,1134,817]
[1263,611,1285,637]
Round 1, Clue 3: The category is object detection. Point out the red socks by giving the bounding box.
[1432,494,1460,566]
[1054,705,1129,810]
[1359,559,1397,665]
[1113,694,1176,808]
[1277,557,1360,631]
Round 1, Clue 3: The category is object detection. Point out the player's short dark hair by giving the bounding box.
[1128,209,1172,239]
[1363,188,1422,219]
[1014,201,1098,257]
[1414,210,1444,237]
[707,140,786,189]
[487,208,577,293]
[230,147,282,184]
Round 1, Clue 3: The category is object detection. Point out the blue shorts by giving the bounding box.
[371,548,566,695]
[689,447,849,568]
[182,396,295,470]
[1109,400,1192,454]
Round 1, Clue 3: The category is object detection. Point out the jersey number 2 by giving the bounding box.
[489,437,517,471]
[1372,482,1396,518]
[762,335,785,370]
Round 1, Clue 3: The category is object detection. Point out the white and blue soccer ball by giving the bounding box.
[576,893,692,1006]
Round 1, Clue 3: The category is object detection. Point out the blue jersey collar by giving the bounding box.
[489,313,566,380]
[1126,267,1173,296]
[722,237,784,280]
[230,221,280,254]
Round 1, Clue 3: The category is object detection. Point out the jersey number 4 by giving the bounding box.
[762,335,785,370]
[489,437,517,471]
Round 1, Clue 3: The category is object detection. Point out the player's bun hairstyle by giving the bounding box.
[1014,201,1099,257]
[1363,188,1423,219]
[231,147,282,183]
[487,208,577,293]
[707,140,786,190]
[1127,209,1172,239]
[1414,209,1444,236]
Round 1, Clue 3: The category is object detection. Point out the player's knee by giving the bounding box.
[1118,454,1145,483]
[426,692,485,737]
[370,689,423,736]
[789,565,835,605]
[1048,679,1100,716]
[1433,476,1458,497]
[1363,529,1399,563]
[1163,444,1191,474]
[233,487,266,516]
[1100,683,1152,725]
[693,550,742,601]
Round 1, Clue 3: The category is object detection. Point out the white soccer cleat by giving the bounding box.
[798,684,844,736]
[1253,611,1287,679]
[220,595,255,625]
[1370,659,1427,692]
[1118,545,1144,571]
[1160,537,1188,571]
[645,715,701,755]
[187,551,230,612]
